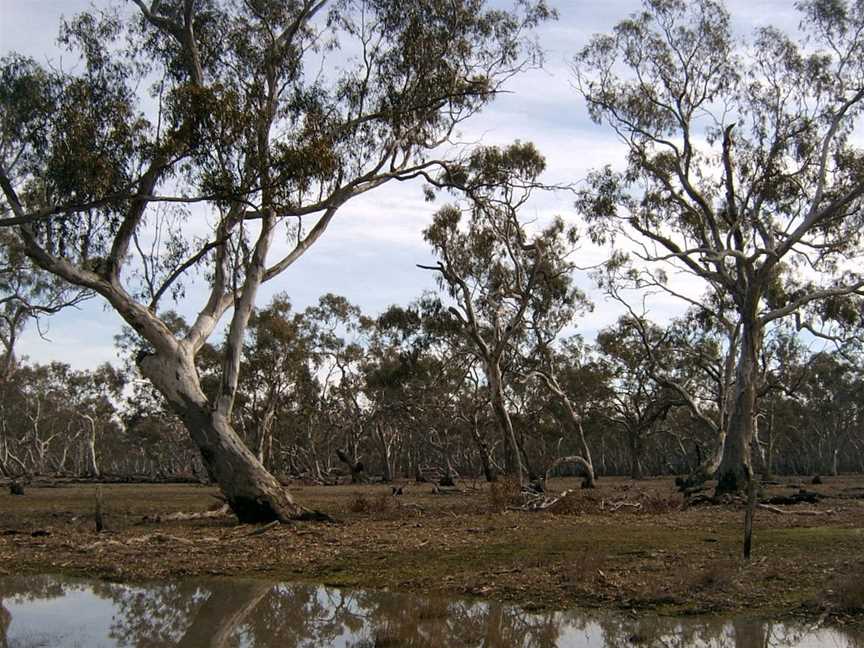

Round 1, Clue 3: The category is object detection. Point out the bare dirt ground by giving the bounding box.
[2,475,863,626]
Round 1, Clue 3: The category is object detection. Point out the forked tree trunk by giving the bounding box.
[81,414,100,478]
[487,363,527,485]
[716,320,762,495]
[139,352,303,523]
[373,422,394,483]
[469,416,499,482]
[255,401,277,468]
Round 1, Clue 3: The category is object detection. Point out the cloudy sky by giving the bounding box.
[1,0,803,370]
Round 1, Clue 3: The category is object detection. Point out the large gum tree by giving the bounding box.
[0,0,553,522]
[574,0,864,494]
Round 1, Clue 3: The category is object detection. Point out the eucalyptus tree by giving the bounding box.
[236,294,311,470]
[301,293,368,480]
[574,0,864,493]
[422,142,590,485]
[595,319,676,479]
[0,0,553,521]
[791,350,864,475]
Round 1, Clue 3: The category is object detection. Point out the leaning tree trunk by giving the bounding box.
[716,320,762,495]
[139,351,303,523]
[177,580,271,648]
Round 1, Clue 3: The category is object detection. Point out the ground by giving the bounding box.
[2,475,863,628]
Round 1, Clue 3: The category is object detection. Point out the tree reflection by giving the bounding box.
[1,575,863,648]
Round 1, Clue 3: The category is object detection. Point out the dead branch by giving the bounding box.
[756,503,834,516]
[510,489,574,512]
[602,500,643,513]
[143,503,232,523]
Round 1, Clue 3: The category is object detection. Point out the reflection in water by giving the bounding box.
[0,575,861,648]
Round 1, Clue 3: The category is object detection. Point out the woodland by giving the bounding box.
[1,0,864,622]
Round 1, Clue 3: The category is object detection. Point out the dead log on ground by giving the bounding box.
[510,489,574,512]
[757,503,834,516]
[764,489,822,506]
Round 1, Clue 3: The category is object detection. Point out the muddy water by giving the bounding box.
[0,574,860,647]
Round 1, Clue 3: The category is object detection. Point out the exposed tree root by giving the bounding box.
[292,508,339,523]
[143,503,232,523]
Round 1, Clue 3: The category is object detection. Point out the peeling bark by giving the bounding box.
[716,321,762,495]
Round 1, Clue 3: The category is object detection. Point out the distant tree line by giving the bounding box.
[3,284,863,484]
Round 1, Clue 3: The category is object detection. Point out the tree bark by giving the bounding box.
[139,351,303,523]
[716,320,762,495]
[81,414,100,478]
[373,421,393,483]
[469,416,499,482]
[629,432,644,480]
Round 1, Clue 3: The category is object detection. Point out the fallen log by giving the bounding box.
[764,489,822,506]
[757,503,834,516]
[143,503,232,523]
[510,489,574,512]
[602,500,643,513]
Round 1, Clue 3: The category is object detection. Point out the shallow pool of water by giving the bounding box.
[1,574,860,647]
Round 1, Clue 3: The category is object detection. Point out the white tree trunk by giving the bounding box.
[139,350,303,522]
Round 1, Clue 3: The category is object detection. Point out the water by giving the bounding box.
[0,574,860,647]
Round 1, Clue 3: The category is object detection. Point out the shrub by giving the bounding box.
[348,492,393,515]
[830,570,864,612]
[487,477,522,511]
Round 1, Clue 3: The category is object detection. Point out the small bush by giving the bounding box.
[487,477,522,511]
[686,559,738,593]
[830,570,864,612]
[347,492,393,515]
[638,492,683,514]
[560,547,607,591]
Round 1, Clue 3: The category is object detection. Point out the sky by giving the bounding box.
[0,0,804,370]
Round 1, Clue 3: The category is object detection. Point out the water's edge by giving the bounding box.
[1,574,860,647]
